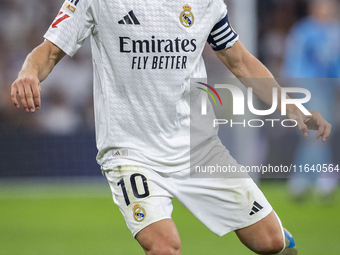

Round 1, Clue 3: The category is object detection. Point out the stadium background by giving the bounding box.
[0,0,339,254]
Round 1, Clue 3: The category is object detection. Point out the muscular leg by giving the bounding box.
[136,219,181,255]
[235,211,286,254]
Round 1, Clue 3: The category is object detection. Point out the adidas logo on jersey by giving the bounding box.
[112,149,128,156]
[118,10,140,25]
[249,201,263,215]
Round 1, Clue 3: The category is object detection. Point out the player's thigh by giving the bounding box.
[104,165,175,237]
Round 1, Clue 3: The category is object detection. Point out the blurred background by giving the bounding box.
[0,0,340,254]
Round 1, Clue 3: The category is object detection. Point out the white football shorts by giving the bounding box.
[103,155,272,237]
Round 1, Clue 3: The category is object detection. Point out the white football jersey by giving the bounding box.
[44,0,239,172]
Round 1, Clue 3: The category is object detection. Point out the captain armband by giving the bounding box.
[207,14,239,51]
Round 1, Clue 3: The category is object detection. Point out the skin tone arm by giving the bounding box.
[215,40,332,142]
[11,40,66,113]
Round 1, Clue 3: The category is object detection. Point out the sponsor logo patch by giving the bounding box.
[52,11,70,28]
[63,2,76,13]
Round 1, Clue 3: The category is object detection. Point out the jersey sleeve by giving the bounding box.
[44,0,96,57]
[207,2,239,51]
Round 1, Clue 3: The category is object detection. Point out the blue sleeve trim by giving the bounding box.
[207,14,238,51]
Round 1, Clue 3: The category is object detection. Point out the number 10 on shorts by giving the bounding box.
[117,174,150,206]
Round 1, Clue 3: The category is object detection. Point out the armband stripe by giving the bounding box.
[207,13,239,51]
[211,22,229,36]
[214,28,231,41]
[216,32,237,46]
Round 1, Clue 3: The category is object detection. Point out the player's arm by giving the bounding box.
[215,40,331,142]
[11,40,66,112]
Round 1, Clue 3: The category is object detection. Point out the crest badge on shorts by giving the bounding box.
[133,204,146,222]
[180,4,194,27]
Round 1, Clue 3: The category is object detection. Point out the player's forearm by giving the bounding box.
[233,53,284,109]
[232,52,313,120]
[216,41,283,109]
[11,40,65,112]
[19,41,65,82]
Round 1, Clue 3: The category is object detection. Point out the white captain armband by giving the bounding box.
[207,14,239,51]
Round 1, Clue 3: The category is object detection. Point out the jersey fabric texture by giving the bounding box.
[44,0,239,172]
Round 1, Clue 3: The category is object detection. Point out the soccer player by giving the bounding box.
[11,1,330,254]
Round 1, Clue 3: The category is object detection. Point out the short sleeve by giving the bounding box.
[44,0,96,57]
[207,3,239,51]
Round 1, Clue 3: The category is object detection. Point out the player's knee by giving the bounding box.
[253,233,285,255]
[146,243,181,255]
[145,238,181,255]
[147,245,180,255]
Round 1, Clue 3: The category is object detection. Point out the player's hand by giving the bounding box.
[11,71,41,112]
[287,108,331,142]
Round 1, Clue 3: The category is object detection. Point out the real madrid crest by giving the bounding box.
[180,4,194,27]
[133,204,146,222]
